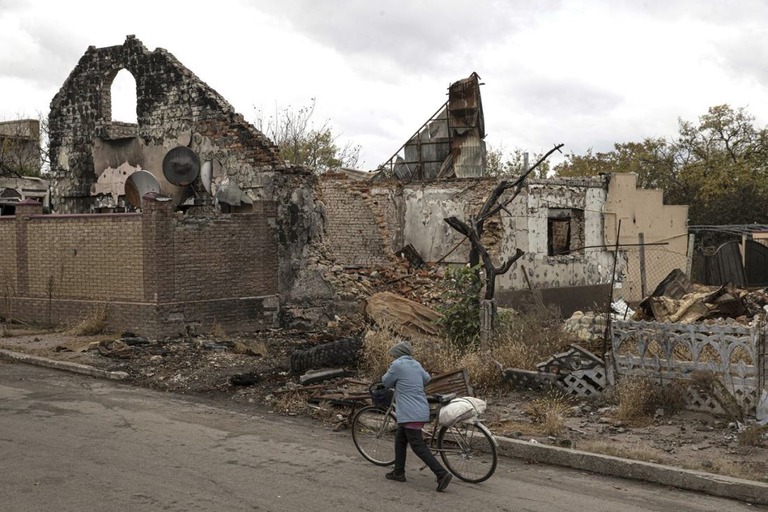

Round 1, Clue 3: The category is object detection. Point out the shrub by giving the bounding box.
[491,308,575,370]
[436,264,483,349]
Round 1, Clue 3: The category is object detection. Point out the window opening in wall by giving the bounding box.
[548,208,585,256]
[108,69,138,124]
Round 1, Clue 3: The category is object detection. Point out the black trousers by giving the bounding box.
[393,424,447,478]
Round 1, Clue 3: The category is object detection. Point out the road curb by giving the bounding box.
[0,349,129,381]
[496,435,768,505]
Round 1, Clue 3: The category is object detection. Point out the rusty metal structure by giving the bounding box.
[378,72,486,180]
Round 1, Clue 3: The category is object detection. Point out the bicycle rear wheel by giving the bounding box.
[351,405,397,466]
[437,421,497,483]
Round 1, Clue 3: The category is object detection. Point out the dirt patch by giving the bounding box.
[1,327,767,483]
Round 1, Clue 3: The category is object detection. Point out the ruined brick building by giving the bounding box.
[0,36,688,336]
[2,36,326,335]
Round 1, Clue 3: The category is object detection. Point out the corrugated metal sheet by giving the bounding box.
[711,241,746,287]
[745,240,768,286]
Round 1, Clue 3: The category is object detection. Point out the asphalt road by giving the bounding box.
[0,361,763,512]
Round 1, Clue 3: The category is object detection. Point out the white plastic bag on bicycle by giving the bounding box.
[438,397,487,427]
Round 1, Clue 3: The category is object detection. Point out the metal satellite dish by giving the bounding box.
[162,146,200,186]
[200,160,213,194]
[124,170,161,208]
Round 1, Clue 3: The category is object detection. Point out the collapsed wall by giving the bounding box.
[317,173,618,317]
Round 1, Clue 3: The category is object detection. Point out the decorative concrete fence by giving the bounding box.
[610,319,767,417]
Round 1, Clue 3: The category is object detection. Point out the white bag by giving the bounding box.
[438,397,487,426]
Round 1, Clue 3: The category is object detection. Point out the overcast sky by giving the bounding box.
[2,0,768,170]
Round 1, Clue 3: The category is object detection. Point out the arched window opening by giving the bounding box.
[109,69,138,124]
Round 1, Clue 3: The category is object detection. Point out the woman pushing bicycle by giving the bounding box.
[381,340,453,492]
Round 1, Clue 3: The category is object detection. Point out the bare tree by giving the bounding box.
[254,99,361,171]
[0,116,43,178]
[444,143,564,345]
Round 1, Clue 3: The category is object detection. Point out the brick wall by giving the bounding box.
[0,218,17,291]
[318,176,395,267]
[26,214,143,300]
[2,197,279,337]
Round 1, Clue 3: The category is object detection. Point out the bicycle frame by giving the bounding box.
[352,392,498,483]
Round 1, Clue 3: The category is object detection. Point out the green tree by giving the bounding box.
[486,145,551,178]
[553,105,768,225]
[254,99,361,172]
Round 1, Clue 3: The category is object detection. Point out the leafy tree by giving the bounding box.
[553,105,768,225]
[254,99,361,172]
[486,145,551,178]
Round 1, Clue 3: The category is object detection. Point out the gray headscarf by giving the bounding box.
[388,340,412,358]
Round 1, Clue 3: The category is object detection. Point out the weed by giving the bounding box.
[359,328,400,380]
[614,377,656,422]
[491,308,575,371]
[68,303,109,336]
[359,305,579,394]
[524,391,571,436]
[270,390,309,415]
[210,319,226,338]
[739,424,768,447]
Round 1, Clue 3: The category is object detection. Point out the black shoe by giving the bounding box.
[386,471,406,482]
[436,472,452,492]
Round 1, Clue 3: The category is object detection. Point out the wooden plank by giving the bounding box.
[425,368,473,397]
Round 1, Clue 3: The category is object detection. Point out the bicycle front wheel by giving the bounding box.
[437,421,497,483]
[351,405,397,466]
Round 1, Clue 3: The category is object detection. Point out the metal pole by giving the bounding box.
[639,232,646,298]
[686,233,695,278]
[602,219,622,365]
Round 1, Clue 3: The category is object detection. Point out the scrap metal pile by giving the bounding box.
[631,269,768,324]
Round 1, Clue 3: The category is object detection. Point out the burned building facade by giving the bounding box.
[48,35,284,213]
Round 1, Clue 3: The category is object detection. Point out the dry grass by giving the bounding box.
[358,308,578,393]
[359,328,399,380]
[491,309,577,371]
[67,303,109,336]
[210,319,226,338]
[524,391,571,436]
[739,424,768,447]
[269,390,310,415]
[610,376,688,424]
[577,440,674,465]
[683,458,767,481]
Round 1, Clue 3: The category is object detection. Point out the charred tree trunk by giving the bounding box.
[444,144,563,345]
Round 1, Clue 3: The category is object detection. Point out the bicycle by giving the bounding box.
[351,384,498,483]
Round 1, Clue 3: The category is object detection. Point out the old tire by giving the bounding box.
[290,337,362,374]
